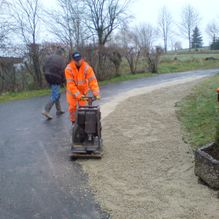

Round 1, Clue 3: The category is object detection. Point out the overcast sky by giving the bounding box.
[132,0,219,47]
[43,0,219,48]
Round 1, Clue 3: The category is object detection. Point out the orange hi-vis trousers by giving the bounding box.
[67,98,87,122]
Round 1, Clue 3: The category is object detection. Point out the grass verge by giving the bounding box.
[176,73,219,149]
[0,89,51,103]
[159,60,219,73]
[1,58,219,104]
[0,73,153,104]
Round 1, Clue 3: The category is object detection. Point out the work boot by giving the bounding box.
[55,100,65,115]
[42,100,54,119]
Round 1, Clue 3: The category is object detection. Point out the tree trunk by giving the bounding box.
[30,43,42,88]
[97,45,105,80]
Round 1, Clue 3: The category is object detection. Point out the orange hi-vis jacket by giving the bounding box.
[65,60,100,99]
[65,60,100,122]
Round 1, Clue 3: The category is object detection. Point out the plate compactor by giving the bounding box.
[70,96,103,159]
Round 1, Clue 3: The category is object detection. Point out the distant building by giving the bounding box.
[0,56,23,71]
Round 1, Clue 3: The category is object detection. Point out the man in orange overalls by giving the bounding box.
[65,51,100,124]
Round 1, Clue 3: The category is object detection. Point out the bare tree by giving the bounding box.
[116,22,158,74]
[206,20,219,43]
[10,0,43,87]
[82,0,131,77]
[0,57,23,93]
[158,6,173,53]
[134,23,162,73]
[116,27,141,74]
[103,44,122,76]
[146,46,163,73]
[135,23,157,60]
[135,23,156,52]
[179,4,200,50]
[83,0,130,46]
[46,0,88,51]
[0,0,11,50]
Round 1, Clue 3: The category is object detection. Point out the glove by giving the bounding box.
[80,95,87,100]
[95,95,101,100]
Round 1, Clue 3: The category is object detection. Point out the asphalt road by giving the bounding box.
[0,69,219,219]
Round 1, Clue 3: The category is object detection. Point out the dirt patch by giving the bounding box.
[79,80,219,219]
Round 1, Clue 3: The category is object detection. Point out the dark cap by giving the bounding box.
[72,51,82,61]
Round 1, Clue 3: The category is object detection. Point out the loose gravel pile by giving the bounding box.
[80,80,219,219]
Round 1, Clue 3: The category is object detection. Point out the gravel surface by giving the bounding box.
[79,79,219,219]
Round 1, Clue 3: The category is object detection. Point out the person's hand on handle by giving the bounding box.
[95,95,101,100]
[80,95,87,101]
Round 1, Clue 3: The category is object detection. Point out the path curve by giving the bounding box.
[0,69,219,218]
[80,78,219,219]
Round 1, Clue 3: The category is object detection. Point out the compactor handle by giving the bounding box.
[81,96,96,106]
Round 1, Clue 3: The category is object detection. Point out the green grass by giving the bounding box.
[176,74,219,149]
[1,51,219,103]
[161,49,219,60]
[159,59,219,73]
[0,73,153,103]
[0,89,51,103]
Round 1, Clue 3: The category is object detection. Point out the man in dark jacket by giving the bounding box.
[42,48,67,119]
